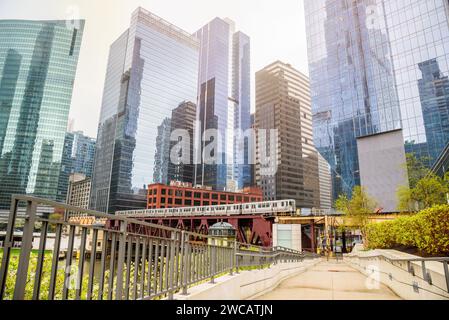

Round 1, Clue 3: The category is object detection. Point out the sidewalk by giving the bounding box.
[254,260,401,300]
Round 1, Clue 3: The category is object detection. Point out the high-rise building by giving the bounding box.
[66,173,91,209]
[255,61,320,208]
[0,19,84,209]
[167,101,197,184]
[305,0,449,203]
[318,153,332,209]
[90,8,199,213]
[194,18,251,192]
[58,131,96,202]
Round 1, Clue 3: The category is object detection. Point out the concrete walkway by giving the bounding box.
[255,260,401,300]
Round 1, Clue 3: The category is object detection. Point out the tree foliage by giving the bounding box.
[335,186,377,243]
[397,153,449,211]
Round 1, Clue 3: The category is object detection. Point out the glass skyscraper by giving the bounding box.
[90,8,199,213]
[0,19,84,209]
[305,0,449,200]
[58,131,96,202]
[195,18,251,192]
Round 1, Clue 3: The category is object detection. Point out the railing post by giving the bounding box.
[234,240,239,274]
[115,220,128,300]
[443,261,449,293]
[210,239,216,284]
[0,197,19,300]
[168,231,176,300]
[421,261,428,283]
[14,200,37,300]
[181,231,189,295]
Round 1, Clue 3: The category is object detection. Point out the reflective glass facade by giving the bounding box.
[57,131,96,202]
[0,19,84,209]
[195,19,251,192]
[305,0,449,200]
[90,8,199,213]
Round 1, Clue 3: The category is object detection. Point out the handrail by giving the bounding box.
[0,195,318,300]
[346,252,449,294]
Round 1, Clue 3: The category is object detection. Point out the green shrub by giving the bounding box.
[366,205,449,256]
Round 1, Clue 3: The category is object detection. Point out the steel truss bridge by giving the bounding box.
[115,200,339,247]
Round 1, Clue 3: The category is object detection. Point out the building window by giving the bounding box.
[175,199,182,205]
[220,194,226,201]
[194,201,201,206]
[185,199,192,206]
[194,192,201,199]
[212,194,218,200]
[185,191,192,198]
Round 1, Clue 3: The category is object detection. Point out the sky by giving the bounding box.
[0,0,309,138]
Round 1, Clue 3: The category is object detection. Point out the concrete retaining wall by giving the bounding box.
[173,259,321,300]
[345,249,449,300]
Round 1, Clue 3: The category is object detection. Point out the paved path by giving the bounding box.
[255,260,401,300]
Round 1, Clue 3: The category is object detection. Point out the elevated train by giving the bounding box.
[116,200,298,218]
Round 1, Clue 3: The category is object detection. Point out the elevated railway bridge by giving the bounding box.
[115,200,410,249]
[116,200,303,247]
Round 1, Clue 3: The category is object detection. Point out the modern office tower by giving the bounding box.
[153,118,172,185]
[66,173,91,209]
[255,61,320,208]
[0,19,84,209]
[90,8,199,213]
[167,101,197,184]
[194,18,251,192]
[305,0,449,203]
[318,153,332,209]
[57,131,96,202]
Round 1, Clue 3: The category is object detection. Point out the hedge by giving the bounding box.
[366,205,449,256]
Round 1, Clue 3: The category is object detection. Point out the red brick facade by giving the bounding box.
[147,184,263,209]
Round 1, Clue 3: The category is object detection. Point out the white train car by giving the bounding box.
[116,199,297,218]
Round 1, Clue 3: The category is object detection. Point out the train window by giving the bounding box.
[281,202,284,206]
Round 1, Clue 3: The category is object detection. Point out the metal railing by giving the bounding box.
[0,195,316,300]
[346,253,449,295]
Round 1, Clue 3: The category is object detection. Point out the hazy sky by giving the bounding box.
[0,0,309,137]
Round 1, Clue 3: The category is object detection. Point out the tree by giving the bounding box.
[335,186,377,245]
[397,154,449,211]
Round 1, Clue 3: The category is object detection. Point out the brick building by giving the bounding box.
[147,182,263,209]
